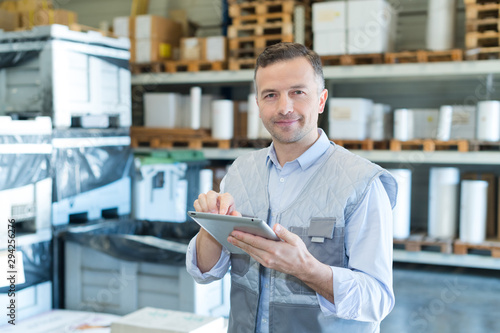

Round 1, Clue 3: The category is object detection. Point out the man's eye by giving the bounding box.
[265,93,276,98]
[294,90,304,95]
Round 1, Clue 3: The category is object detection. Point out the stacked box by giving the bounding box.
[0,117,52,234]
[51,129,132,226]
[464,0,500,60]
[0,25,131,128]
[328,98,373,140]
[312,1,347,55]
[0,232,53,324]
[114,15,182,63]
[312,0,396,56]
[63,221,230,317]
[0,0,78,31]
[227,0,311,70]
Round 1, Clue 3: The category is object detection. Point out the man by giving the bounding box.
[186,43,397,333]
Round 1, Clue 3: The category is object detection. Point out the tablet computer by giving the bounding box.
[188,211,280,254]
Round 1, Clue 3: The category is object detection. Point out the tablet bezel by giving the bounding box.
[188,211,279,254]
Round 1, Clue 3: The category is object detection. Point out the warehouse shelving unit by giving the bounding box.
[131,59,500,85]
[131,60,500,270]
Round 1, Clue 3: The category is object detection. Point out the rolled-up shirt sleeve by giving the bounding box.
[317,177,395,322]
[186,234,231,284]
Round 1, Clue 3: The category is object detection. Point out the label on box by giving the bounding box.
[452,111,471,125]
[317,10,341,22]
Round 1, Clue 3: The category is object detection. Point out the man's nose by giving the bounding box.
[278,94,293,115]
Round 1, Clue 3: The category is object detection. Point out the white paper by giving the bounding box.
[428,167,460,238]
[476,100,500,141]
[459,180,488,244]
[426,0,456,51]
[394,109,414,141]
[190,87,202,130]
[437,105,453,141]
[211,100,234,140]
[388,169,412,239]
[247,93,260,140]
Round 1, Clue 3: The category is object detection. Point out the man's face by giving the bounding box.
[255,57,328,146]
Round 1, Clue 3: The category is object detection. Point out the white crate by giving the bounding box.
[64,241,230,317]
[312,1,346,32]
[0,281,52,325]
[0,117,52,234]
[133,163,188,222]
[313,30,347,56]
[0,25,131,128]
[0,179,52,234]
[52,177,131,226]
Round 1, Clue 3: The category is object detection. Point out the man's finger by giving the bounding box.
[273,224,299,245]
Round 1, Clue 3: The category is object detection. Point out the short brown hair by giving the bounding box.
[254,42,325,91]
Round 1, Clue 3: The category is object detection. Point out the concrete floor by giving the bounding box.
[381,263,500,333]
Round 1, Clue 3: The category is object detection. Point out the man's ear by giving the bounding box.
[318,89,328,114]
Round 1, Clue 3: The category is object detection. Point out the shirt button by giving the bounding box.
[262,318,268,323]
[265,283,269,288]
[280,177,285,183]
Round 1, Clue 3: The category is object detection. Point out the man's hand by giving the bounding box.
[228,223,334,304]
[193,190,241,273]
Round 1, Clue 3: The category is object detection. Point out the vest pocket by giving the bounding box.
[290,219,345,268]
[230,253,251,276]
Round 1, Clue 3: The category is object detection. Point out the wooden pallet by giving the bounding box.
[390,139,469,152]
[68,23,117,38]
[228,58,256,70]
[229,34,294,51]
[454,240,500,257]
[163,60,227,73]
[129,62,164,74]
[130,127,231,149]
[229,1,297,18]
[228,22,294,38]
[465,0,500,5]
[393,234,453,254]
[232,12,293,26]
[332,139,389,150]
[465,3,500,20]
[385,49,463,63]
[466,17,500,32]
[320,53,384,66]
[468,140,500,151]
[466,31,500,48]
[466,46,500,59]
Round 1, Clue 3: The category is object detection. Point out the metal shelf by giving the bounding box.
[393,250,500,270]
[198,148,500,165]
[131,60,500,85]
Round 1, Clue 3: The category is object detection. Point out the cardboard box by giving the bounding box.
[347,0,395,54]
[233,100,248,139]
[328,98,373,140]
[0,9,18,31]
[462,173,498,239]
[313,30,346,55]
[347,0,392,30]
[16,0,53,12]
[134,39,174,63]
[205,36,227,61]
[135,15,181,45]
[113,16,134,38]
[0,1,18,12]
[19,9,77,29]
[181,37,206,61]
[312,1,346,32]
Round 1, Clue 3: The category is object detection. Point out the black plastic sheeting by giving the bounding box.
[0,50,42,69]
[59,219,200,266]
[52,128,133,201]
[0,134,51,191]
[0,241,52,294]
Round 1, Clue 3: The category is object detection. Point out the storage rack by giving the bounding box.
[132,60,500,270]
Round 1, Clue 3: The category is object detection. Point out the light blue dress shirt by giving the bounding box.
[186,129,395,331]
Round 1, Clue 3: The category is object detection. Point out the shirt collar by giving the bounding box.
[266,129,330,170]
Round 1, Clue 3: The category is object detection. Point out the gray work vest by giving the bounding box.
[223,143,397,333]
